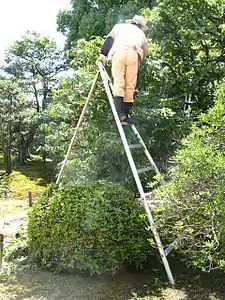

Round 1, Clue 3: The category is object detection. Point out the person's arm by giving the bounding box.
[100,24,118,57]
[100,36,114,56]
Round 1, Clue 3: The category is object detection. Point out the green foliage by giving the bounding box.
[28,181,150,274]
[35,37,102,163]
[154,83,225,272]
[57,0,225,164]
[57,9,72,35]
[57,0,153,47]
[142,0,225,112]
[4,32,66,112]
[131,0,225,159]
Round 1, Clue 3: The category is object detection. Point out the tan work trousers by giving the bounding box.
[112,48,139,103]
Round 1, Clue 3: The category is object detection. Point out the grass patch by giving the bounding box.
[0,155,56,199]
[4,171,47,199]
[0,199,27,219]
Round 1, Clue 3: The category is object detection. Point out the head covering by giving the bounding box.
[126,15,148,32]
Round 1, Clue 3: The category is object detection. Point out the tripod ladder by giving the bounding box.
[56,62,175,285]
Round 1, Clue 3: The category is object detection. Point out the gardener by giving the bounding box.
[99,15,149,124]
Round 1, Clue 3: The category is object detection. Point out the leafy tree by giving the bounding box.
[35,78,76,164]
[0,78,35,173]
[3,32,67,163]
[4,32,66,112]
[131,0,225,159]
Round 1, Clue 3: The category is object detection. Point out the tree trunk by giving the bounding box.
[18,133,27,165]
[42,82,49,111]
[14,118,42,165]
[0,117,3,148]
[32,82,40,112]
[5,122,12,174]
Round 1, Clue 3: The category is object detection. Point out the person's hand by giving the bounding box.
[97,54,107,64]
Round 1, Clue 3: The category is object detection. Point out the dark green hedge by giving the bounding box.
[28,181,150,274]
[154,83,225,272]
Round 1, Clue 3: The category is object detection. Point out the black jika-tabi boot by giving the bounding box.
[114,96,126,121]
[123,102,136,125]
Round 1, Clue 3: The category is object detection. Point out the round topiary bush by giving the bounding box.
[28,181,150,274]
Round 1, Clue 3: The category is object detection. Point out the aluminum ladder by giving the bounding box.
[56,61,175,285]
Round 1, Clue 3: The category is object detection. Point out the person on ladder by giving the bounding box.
[98,15,149,124]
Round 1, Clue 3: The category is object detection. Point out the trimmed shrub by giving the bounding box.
[154,83,225,272]
[28,181,150,274]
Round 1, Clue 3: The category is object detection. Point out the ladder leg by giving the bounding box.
[143,201,175,285]
[56,71,99,185]
[97,62,175,285]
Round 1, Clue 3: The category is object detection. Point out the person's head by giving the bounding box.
[126,15,148,32]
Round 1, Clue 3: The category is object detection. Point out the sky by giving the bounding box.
[0,0,72,65]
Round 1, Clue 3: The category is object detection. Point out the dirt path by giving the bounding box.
[0,210,27,242]
[0,264,224,300]
[0,269,188,300]
[0,199,27,220]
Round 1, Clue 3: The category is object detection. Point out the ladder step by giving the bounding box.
[164,244,174,256]
[137,166,154,174]
[138,193,152,202]
[128,143,143,149]
[139,194,163,209]
[144,192,151,198]
[148,200,164,209]
[164,228,189,256]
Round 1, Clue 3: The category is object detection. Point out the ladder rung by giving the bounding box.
[139,195,163,209]
[148,200,164,209]
[128,143,143,149]
[184,101,195,104]
[164,229,189,256]
[144,192,151,198]
[137,166,154,174]
[165,244,174,256]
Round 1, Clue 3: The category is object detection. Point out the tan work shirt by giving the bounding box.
[108,23,148,61]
